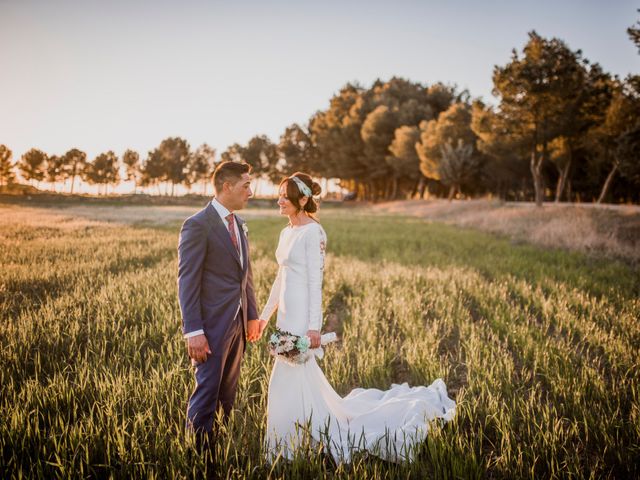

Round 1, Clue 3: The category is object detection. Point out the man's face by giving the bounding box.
[225,173,253,210]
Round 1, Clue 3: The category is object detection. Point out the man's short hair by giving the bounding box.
[213,162,251,193]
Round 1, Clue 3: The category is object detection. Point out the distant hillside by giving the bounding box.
[370,199,640,265]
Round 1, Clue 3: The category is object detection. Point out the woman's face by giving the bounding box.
[277,183,297,216]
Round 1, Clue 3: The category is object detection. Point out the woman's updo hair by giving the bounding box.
[279,171,322,216]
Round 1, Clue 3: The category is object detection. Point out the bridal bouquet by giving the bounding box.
[268,329,337,365]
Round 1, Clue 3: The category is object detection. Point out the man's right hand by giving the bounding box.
[187,334,211,364]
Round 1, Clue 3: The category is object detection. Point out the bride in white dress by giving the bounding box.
[257,173,456,464]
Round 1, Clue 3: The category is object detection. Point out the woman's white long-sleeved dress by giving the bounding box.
[260,222,456,463]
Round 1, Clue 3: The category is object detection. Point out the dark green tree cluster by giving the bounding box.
[219,78,465,200]
[260,26,638,203]
[84,150,119,194]
[3,139,217,196]
[140,139,217,195]
[12,147,119,194]
[223,23,639,203]
[478,30,640,205]
[307,79,462,200]
[0,145,16,189]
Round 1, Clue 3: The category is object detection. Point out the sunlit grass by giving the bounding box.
[1,204,638,479]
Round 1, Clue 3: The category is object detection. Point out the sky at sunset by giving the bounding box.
[1,0,638,193]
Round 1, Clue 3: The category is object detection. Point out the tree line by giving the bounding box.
[285,26,639,205]
[1,20,639,204]
[0,141,217,196]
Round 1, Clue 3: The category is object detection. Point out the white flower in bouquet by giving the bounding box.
[267,328,338,365]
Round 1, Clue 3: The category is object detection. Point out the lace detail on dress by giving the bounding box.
[319,238,326,271]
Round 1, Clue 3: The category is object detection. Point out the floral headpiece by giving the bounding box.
[290,176,313,197]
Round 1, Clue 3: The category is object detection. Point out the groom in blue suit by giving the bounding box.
[177,161,260,455]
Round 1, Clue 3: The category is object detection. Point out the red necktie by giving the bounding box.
[226,213,240,254]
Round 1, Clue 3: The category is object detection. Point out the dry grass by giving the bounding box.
[369,199,640,265]
[0,203,279,230]
[3,199,637,264]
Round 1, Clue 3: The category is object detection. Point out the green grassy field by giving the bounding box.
[1,204,638,479]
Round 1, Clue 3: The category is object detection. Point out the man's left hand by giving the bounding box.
[247,319,260,342]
